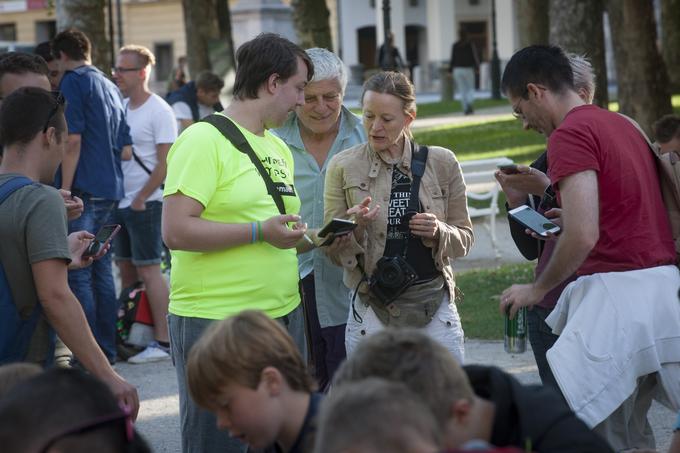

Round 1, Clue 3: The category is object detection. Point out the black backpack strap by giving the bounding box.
[406,142,429,216]
[201,114,286,215]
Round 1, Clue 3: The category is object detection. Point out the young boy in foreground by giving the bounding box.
[187,310,321,453]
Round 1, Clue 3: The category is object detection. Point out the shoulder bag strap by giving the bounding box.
[201,114,286,215]
[400,143,429,258]
[125,104,153,175]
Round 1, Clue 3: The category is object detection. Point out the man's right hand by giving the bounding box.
[100,372,140,420]
[495,165,551,207]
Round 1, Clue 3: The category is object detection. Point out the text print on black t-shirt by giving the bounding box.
[384,166,439,281]
[386,167,412,241]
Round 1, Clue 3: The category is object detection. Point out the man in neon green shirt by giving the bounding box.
[162,33,314,453]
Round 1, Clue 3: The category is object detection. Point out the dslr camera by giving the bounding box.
[369,255,419,305]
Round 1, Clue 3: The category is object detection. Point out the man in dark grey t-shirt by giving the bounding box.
[0,87,139,418]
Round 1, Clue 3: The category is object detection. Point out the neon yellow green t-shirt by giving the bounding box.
[163,115,301,320]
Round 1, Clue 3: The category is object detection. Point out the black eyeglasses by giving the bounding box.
[38,404,134,452]
[112,66,142,74]
[42,91,65,133]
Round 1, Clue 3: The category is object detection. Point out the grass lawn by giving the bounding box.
[456,263,535,340]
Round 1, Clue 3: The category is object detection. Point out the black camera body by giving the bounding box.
[369,255,419,304]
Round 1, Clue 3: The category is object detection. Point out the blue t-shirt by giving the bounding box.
[57,65,131,200]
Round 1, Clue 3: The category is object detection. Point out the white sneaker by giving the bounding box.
[127,342,170,364]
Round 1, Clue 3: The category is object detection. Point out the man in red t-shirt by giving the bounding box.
[496,45,680,451]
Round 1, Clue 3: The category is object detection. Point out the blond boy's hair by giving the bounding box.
[187,310,314,409]
[119,44,156,67]
[333,329,474,428]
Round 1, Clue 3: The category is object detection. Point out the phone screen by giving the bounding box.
[94,225,119,242]
[509,207,560,236]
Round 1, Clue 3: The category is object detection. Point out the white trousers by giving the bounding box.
[345,292,465,363]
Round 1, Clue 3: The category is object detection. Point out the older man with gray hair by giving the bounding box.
[274,48,366,390]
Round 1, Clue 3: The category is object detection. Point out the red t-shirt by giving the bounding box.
[548,105,675,275]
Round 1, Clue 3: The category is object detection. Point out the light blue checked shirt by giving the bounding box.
[273,107,366,327]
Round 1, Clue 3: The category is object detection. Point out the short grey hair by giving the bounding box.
[568,53,595,104]
[305,47,347,94]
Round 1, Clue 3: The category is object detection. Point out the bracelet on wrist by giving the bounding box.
[250,222,257,244]
[257,220,263,242]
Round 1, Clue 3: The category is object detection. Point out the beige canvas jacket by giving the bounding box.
[323,139,474,302]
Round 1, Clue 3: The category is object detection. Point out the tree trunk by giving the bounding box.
[181,0,219,74]
[181,0,236,91]
[661,0,680,92]
[514,0,549,48]
[607,0,672,135]
[291,0,333,50]
[56,0,110,72]
[549,0,608,108]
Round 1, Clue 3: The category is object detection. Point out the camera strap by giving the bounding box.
[399,142,429,258]
[201,114,286,215]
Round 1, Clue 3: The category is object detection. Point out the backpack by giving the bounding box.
[621,114,680,265]
[116,281,155,359]
[0,176,44,364]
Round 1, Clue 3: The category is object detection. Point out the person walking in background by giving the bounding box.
[449,29,479,115]
[52,28,131,366]
[162,33,312,453]
[376,32,405,73]
[273,47,366,390]
[324,71,473,361]
[166,71,224,132]
[166,55,187,94]
[112,44,177,364]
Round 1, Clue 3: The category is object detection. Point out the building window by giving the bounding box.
[469,0,480,5]
[35,20,56,43]
[409,0,419,6]
[154,43,173,84]
[370,0,375,8]
[0,23,17,41]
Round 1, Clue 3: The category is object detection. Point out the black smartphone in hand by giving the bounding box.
[82,224,121,258]
[318,218,357,246]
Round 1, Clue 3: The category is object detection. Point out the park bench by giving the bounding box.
[460,157,513,253]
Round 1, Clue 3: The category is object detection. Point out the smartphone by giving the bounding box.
[82,224,121,258]
[508,205,561,237]
[497,163,520,174]
[318,218,357,246]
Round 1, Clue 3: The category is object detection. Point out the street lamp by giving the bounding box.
[382,0,394,70]
[490,0,501,99]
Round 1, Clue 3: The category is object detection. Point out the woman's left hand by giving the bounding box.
[409,213,440,239]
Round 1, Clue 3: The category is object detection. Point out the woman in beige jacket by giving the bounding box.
[323,71,473,360]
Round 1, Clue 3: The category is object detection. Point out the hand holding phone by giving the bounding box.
[497,163,520,175]
[508,205,560,238]
[318,218,357,246]
[82,224,121,258]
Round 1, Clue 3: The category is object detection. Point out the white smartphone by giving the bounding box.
[508,205,561,237]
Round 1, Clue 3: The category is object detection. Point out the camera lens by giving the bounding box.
[380,260,404,288]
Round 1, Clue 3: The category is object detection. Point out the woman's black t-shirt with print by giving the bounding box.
[383,165,439,283]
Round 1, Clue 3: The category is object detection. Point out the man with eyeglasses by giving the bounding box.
[112,44,177,364]
[654,114,680,156]
[0,87,139,417]
[51,28,132,366]
[498,45,680,451]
